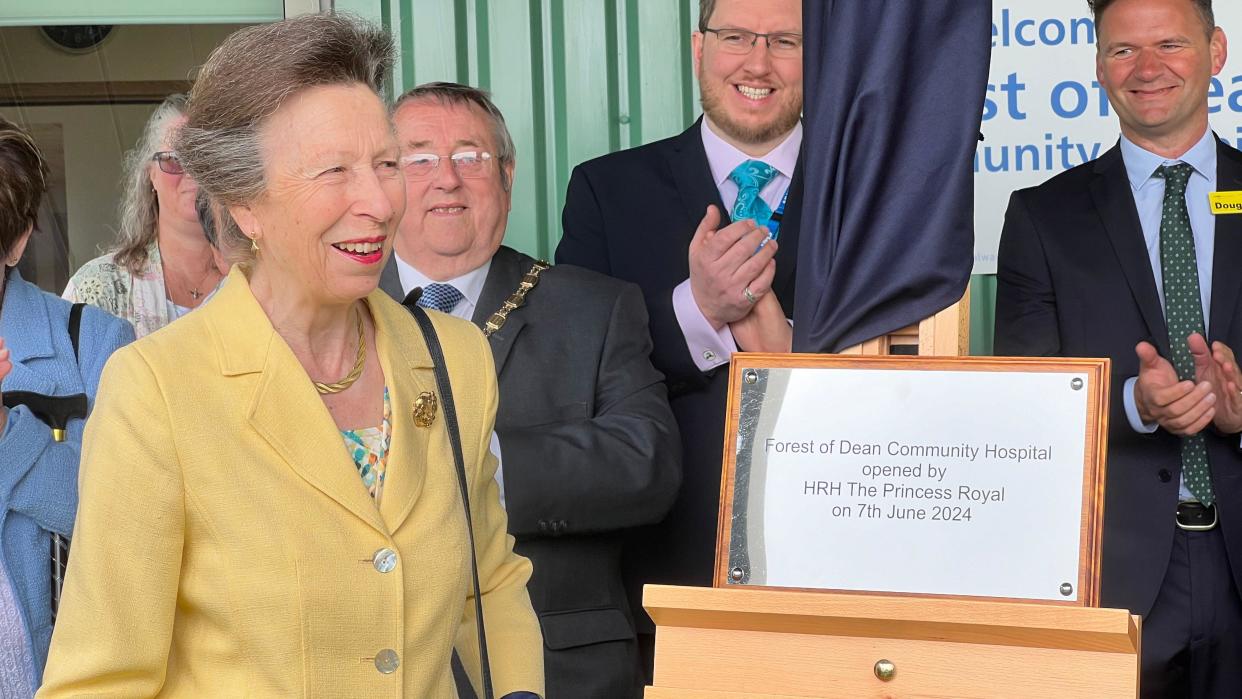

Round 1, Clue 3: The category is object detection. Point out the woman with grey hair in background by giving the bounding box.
[62,94,222,337]
[38,12,543,699]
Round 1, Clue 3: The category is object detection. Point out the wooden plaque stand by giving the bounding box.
[643,585,1140,698]
[643,289,1141,697]
[841,287,971,357]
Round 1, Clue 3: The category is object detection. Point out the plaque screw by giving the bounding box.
[1060,582,1074,596]
[744,370,758,385]
[1070,378,1084,391]
[874,659,896,681]
[730,567,745,582]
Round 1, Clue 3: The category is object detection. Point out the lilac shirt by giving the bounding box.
[673,119,803,371]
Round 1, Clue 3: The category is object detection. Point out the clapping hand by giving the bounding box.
[730,291,792,353]
[688,205,778,329]
[1189,333,1242,435]
[1133,340,1216,436]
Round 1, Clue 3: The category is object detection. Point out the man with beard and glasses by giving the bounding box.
[556,0,803,677]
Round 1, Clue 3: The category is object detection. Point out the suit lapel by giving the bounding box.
[247,348,389,534]
[209,269,393,535]
[666,119,728,237]
[1090,145,1170,355]
[371,292,438,532]
[1210,140,1242,343]
[774,153,804,309]
[378,255,404,302]
[469,247,529,374]
[3,277,58,394]
[471,247,528,374]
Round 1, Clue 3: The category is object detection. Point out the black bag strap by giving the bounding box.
[404,302,495,699]
[68,302,85,360]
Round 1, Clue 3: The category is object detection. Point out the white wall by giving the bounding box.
[0,25,244,284]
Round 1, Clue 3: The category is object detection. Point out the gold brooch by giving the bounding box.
[413,391,438,427]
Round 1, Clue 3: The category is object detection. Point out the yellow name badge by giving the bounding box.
[1209,191,1242,215]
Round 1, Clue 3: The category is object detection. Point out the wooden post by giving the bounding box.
[839,286,971,357]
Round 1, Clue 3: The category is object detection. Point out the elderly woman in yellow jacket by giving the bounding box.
[38,14,543,699]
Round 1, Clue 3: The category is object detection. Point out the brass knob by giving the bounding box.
[874,659,896,681]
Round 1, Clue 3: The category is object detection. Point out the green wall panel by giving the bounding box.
[386,0,1003,355]
[0,0,282,25]
[970,274,997,357]
[393,0,699,260]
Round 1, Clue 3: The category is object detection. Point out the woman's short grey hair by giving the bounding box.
[111,93,186,274]
[393,82,517,192]
[174,13,395,268]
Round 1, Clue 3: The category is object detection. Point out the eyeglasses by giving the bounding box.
[703,27,803,57]
[400,151,494,179]
[152,151,184,175]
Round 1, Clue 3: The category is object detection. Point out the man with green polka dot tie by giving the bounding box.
[1154,162,1214,505]
[996,0,1242,695]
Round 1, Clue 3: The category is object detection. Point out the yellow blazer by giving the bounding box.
[38,269,543,698]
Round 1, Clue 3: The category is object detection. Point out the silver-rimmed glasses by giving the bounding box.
[702,27,803,57]
[400,151,494,179]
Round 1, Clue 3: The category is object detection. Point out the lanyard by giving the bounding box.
[766,187,791,241]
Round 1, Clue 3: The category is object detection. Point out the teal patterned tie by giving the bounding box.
[729,160,778,227]
[1157,163,1214,505]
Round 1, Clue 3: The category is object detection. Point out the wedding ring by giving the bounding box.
[743,287,758,305]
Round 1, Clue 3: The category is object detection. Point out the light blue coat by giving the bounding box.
[0,269,133,687]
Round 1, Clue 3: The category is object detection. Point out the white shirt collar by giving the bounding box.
[392,251,491,309]
[701,118,802,188]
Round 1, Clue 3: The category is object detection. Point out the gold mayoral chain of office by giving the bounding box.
[482,260,549,337]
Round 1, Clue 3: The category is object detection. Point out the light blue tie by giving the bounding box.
[417,283,464,314]
[729,159,778,227]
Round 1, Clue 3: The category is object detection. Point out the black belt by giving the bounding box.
[1176,501,1217,531]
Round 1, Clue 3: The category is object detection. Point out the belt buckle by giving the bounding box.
[1176,501,1218,531]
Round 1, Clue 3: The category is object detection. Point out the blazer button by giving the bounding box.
[1158,469,1172,483]
[373,548,398,573]
[374,649,400,674]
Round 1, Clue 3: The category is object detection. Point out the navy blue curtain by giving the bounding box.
[793,1,992,353]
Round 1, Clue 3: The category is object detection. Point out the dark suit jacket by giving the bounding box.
[556,119,803,618]
[382,246,680,698]
[995,137,1242,616]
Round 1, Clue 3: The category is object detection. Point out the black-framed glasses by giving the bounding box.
[400,151,494,180]
[152,151,183,175]
[703,27,803,57]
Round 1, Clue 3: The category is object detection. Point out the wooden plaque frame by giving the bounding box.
[712,354,1111,606]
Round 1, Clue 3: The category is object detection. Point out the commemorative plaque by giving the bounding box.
[715,354,1110,605]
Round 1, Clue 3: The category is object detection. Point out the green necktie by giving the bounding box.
[1157,163,1213,505]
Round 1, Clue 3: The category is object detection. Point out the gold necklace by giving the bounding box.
[314,311,366,395]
